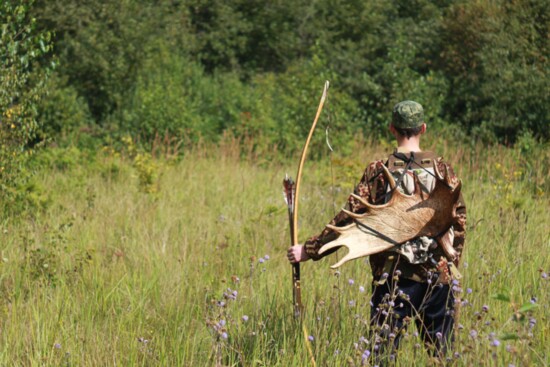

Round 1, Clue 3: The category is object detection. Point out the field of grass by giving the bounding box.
[0,137,548,366]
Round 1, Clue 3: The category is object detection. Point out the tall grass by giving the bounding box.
[0,137,548,366]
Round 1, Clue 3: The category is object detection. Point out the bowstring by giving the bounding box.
[323,87,344,319]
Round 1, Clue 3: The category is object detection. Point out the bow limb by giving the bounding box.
[292,80,330,245]
[288,81,328,367]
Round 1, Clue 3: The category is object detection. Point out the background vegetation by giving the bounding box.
[1,0,549,365]
[1,139,548,365]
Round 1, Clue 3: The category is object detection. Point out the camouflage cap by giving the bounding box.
[392,101,424,129]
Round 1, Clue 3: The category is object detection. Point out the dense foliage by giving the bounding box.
[0,0,52,213]
[27,0,548,147]
[1,0,548,215]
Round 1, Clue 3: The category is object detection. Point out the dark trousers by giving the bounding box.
[369,277,455,363]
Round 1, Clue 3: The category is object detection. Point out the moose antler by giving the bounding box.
[318,162,462,268]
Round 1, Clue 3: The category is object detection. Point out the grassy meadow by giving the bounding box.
[0,136,548,366]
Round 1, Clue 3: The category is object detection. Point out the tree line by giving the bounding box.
[1,0,548,209]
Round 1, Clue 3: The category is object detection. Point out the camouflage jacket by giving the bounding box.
[304,149,467,283]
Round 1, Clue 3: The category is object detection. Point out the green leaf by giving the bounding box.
[491,293,510,302]
[500,333,519,341]
[518,303,539,313]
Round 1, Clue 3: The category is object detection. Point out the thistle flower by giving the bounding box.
[361,349,371,363]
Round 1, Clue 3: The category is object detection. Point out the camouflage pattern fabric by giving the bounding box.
[304,150,467,284]
[392,100,424,129]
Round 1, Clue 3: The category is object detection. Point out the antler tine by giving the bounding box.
[342,208,365,219]
[436,228,458,261]
[412,172,424,197]
[453,179,462,193]
[325,223,354,234]
[381,164,396,190]
[329,252,354,269]
[350,193,377,209]
[433,160,443,180]
[444,165,452,186]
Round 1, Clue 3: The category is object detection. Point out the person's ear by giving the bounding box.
[389,123,397,136]
[420,123,427,134]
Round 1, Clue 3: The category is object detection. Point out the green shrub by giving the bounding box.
[37,74,91,142]
[1,0,52,218]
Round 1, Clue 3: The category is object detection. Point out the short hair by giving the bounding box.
[393,125,423,138]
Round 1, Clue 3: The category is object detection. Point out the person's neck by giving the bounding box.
[396,136,422,153]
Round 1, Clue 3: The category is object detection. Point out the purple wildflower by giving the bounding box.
[308,335,314,342]
[359,286,365,292]
[242,315,249,322]
[542,272,548,279]
[469,330,478,339]
[466,288,472,294]
[436,332,443,339]
[221,332,228,339]
[54,343,61,349]
[491,339,500,347]
[362,349,371,362]
[264,255,270,260]
[482,305,489,312]
[259,257,265,264]
[348,278,355,285]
